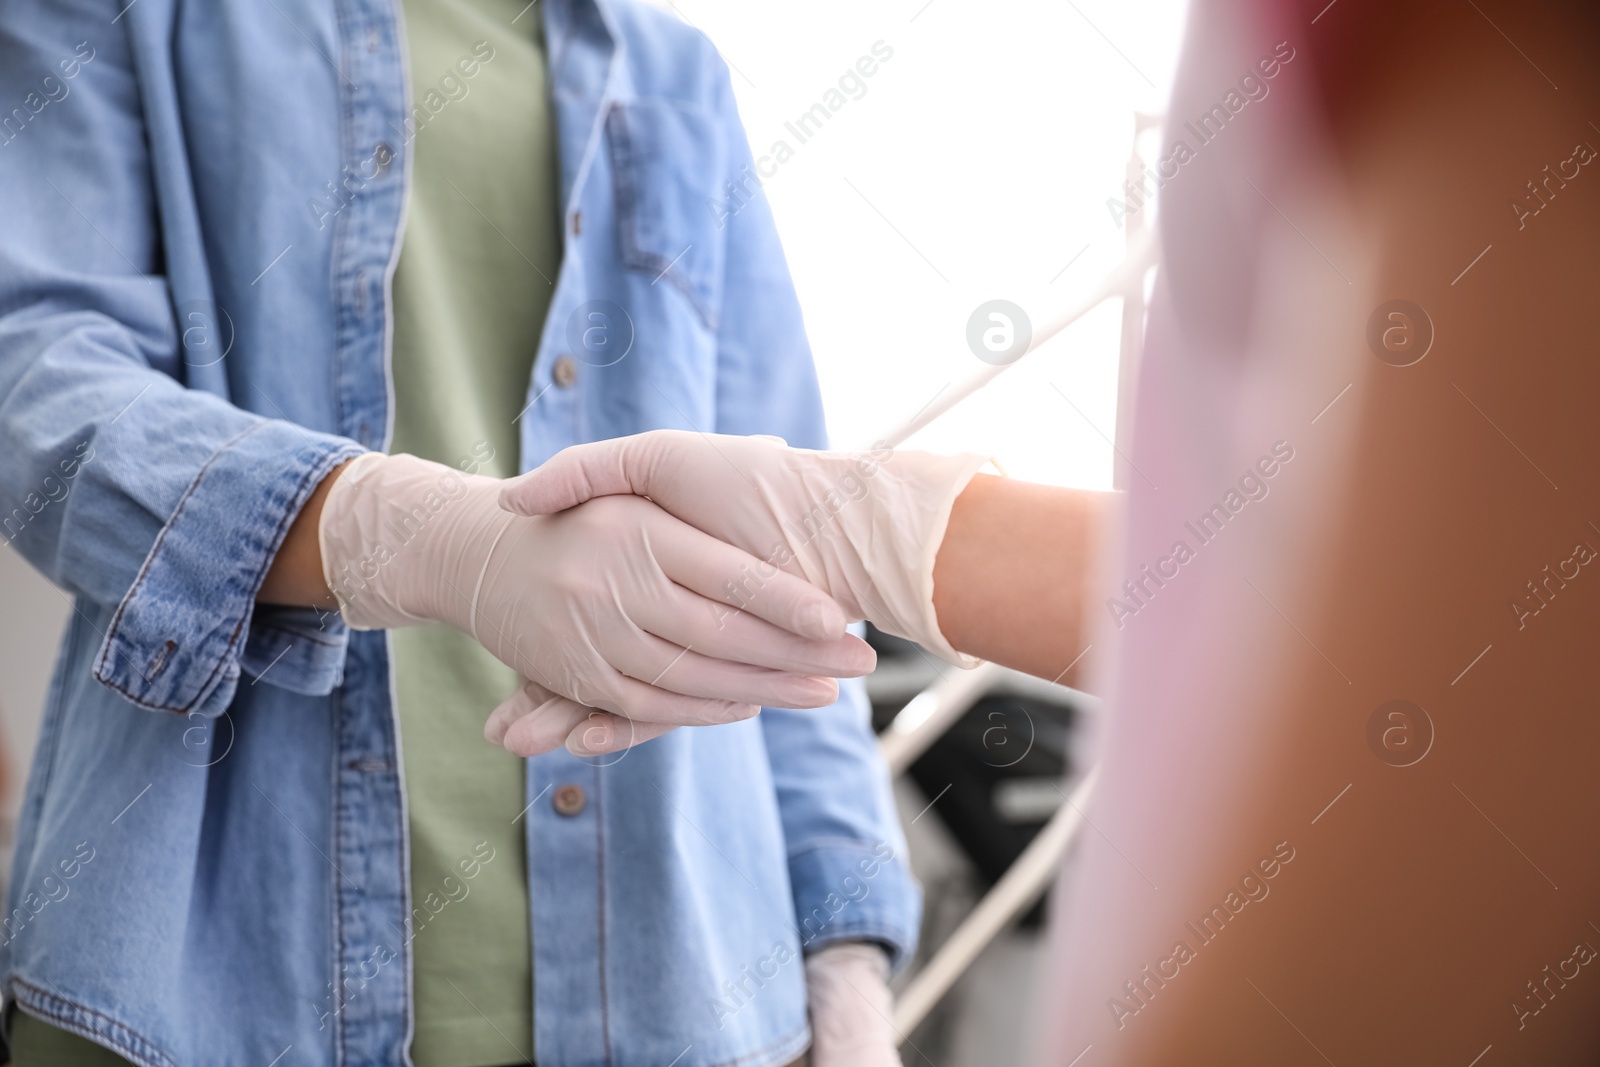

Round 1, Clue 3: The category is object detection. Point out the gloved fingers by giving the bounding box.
[499,432,670,516]
[485,680,592,757]
[486,679,684,758]
[637,580,876,678]
[483,678,543,746]
[609,627,841,708]
[502,700,593,757]
[593,670,760,727]
[479,629,769,732]
[650,518,850,641]
[564,710,678,757]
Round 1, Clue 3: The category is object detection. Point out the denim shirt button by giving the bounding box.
[552,355,578,388]
[552,784,586,816]
[374,142,395,175]
[148,639,178,678]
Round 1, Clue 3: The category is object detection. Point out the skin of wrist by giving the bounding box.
[258,458,351,608]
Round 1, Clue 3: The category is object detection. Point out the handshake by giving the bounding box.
[317,431,987,758]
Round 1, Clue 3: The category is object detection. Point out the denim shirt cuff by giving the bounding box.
[92,419,365,716]
[240,604,354,696]
[787,838,921,973]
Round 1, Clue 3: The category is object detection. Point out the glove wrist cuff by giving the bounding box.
[850,449,989,667]
[318,452,498,630]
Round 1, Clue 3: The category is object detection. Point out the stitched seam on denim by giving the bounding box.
[327,0,360,455]
[606,104,643,273]
[657,264,717,332]
[604,102,717,330]
[248,619,344,650]
[784,838,889,862]
[182,441,359,692]
[704,1021,811,1067]
[96,436,360,714]
[331,679,349,1067]
[326,659,355,1067]
[595,768,613,1066]
[378,627,413,1064]
[326,0,366,1047]
[9,977,175,1067]
[94,419,266,709]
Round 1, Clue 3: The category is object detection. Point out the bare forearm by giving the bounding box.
[258,460,349,608]
[931,474,1111,686]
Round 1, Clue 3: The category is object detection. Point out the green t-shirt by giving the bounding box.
[388,1,560,1066]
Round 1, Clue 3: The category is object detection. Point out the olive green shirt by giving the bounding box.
[388,0,560,1065]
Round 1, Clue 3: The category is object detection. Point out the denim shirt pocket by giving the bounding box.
[605,98,728,330]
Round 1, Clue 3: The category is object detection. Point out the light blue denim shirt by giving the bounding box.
[0,0,919,1063]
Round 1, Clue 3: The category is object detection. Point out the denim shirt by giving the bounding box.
[0,0,919,1063]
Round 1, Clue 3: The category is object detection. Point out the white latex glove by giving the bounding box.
[805,942,903,1067]
[318,452,875,753]
[499,430,986,652]
[496,430,984,755]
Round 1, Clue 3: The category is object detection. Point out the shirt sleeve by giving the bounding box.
[0,3,364,718]
[703,56,922,971]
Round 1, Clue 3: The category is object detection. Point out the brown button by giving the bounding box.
[552,354,579,387]
[571,210,582,235]
[553,784,586,817]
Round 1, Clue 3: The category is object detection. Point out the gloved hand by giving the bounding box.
[499,430,987,657]
[317,452,875,754]
[495,431,986,753]
[805,942,903,1067]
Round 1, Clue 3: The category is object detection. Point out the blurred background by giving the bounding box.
[0,2,1190,1062]
[675,0,1187,484]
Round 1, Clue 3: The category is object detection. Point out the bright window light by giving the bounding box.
[667,0,1190,487]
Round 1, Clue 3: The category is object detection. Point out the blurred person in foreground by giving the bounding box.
[493,0,1600,1061]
